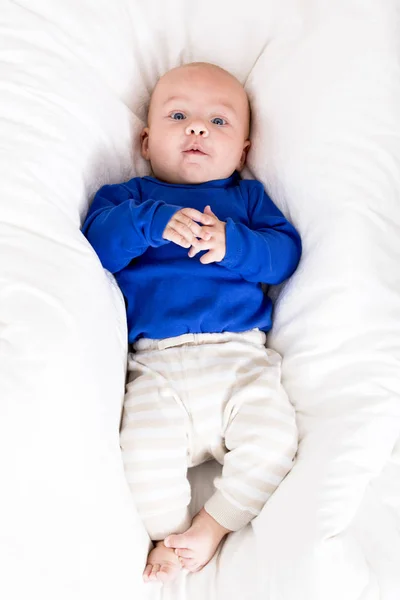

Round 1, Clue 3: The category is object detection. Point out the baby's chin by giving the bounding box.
[152,165,234,185]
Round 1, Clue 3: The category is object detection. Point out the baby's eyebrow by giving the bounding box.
[214,102,237,115]
[163,96,236,115]
[163,95,189,105]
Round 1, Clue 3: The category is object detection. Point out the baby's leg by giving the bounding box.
[169,346,297,571]
[120,354,191,583]
[205,347,298,532]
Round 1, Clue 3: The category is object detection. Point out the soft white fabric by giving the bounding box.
[1,1,400,599]
[121,329,296,537]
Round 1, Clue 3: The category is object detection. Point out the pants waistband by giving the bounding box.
[132,329,266,352]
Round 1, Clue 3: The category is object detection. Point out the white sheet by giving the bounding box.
[1,1,400,599]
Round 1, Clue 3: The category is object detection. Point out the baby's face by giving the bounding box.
[141,64,251,184]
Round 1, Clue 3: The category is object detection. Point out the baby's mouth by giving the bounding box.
[183,146,207,156]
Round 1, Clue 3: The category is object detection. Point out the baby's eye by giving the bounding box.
[171,112,186,120]
[211,117,226,126]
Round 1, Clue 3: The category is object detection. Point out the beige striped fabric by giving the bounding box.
[119,329,298,541]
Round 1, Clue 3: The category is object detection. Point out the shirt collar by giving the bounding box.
[142,171,240,189]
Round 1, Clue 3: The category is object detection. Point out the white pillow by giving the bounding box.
[1,1,399,599]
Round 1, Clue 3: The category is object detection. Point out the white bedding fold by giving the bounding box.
[1,1,400,599]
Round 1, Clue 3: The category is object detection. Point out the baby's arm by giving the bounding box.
[191,182,301,283]
[220,181,302,283]
[82,182,213,273]
[82,182,181,273]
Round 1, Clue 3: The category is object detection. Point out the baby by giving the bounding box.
[82,62,302,584]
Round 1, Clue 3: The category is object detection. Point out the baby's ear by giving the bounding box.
[237,139,251,171]
[140,127,150,160]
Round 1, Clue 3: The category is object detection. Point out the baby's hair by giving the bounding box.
[142,74,162,124]
[139,97,150,123]
[143,62,251,134]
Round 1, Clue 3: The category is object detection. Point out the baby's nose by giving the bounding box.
[185,121,209,137]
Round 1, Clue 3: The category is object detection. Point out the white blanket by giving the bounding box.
[1,1,400,599]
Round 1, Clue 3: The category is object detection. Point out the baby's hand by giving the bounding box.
[163,208,213,249]
[188,206,226,264]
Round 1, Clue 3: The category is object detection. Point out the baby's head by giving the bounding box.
[141,62,251,184]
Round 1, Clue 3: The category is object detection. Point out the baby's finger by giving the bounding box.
[204,205,216,217]
[199,249,219,264]
[188,239,212,257]
[173,214,212,241]
[198,228,212,241]
[163,226,191,248]
[180,207,214,226]
[167,220,204,247]
[173,219,200,244]
[198,227,213,240]
[188,246,200,258]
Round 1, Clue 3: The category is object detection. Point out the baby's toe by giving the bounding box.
[149,564,161,581]
[156,563,181,583]
[180,558,199,572]
[175,548,194,559]
[165,533,189,548]
[143,564,153,582]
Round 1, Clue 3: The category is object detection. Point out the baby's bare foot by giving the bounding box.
[164,508,231,573]
[143,540,182,584]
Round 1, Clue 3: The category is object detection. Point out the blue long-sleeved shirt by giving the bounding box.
[82,171,301,342]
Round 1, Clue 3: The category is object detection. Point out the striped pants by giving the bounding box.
[119,329,297,541]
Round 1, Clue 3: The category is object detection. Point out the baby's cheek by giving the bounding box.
[156,135,178,161]
[150,137,171,164]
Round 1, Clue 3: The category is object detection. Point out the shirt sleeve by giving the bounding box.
[218,181,302,284]
[81,180,181,273]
